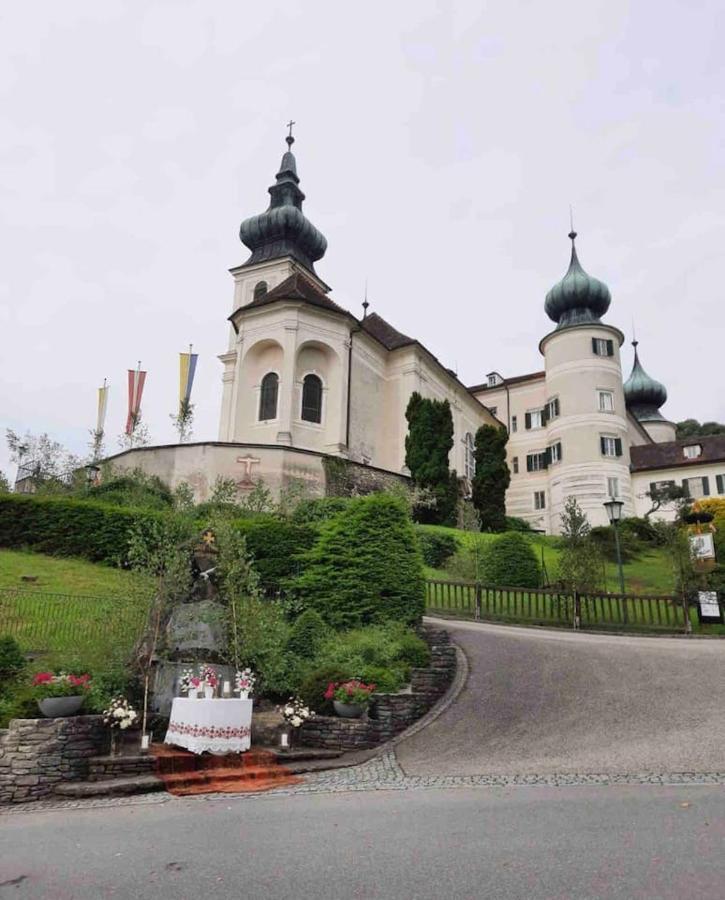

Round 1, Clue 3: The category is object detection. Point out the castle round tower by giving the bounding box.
[623,341,676,443]
[539,231,633,531]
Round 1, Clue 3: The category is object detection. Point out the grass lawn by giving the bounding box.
[0,549,150,667]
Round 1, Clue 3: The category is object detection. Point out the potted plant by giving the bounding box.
[31,671,92,718]
[102,696,139,756]
[234,668,256,700]
[325,680,376,719]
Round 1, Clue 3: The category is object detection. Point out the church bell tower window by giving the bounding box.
[301,374,323,423]
[253,281,268,301]
[259,372,279,421]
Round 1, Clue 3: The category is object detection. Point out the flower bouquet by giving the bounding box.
[102,696,139,755]
[279,697,314,729]
[324,680,376,718]
[179,668,203,698]
[200,665,219,698]
[31,671,92,717]
[234,668,256,699]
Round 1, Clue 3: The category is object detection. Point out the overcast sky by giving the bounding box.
[2,0,724,480]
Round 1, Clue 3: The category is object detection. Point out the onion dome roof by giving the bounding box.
[623,341,668,421]
[239,133,327,273]
[544,231,611,328]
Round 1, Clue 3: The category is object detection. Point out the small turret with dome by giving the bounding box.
[623,340,668,423]
[545,231,612,329]
[239,125,327,273]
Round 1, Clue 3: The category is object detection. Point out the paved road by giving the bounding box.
[396,619,725,776]
[2,785,724,899]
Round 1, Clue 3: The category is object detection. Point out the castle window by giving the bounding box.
[301,374,323,423]
[489,406,497,417]
[534,491,546,510]
[545,397,560,421]
[600,435,622,457]
[598,390,614,412]
[607,477,620,498]
[683,476,710,499]
[716,474,725,495]
[525,409,544,430]
[512,456,519,474]
[464,433,475,480]
[253,281,268,301]
[592,338,614,357]
[683,444,702,459]
[511,415,517,433]
[549,441,562,464]
[527,450,549,472]
[258,372,279,421]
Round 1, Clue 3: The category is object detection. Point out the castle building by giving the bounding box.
[107,134,725,531]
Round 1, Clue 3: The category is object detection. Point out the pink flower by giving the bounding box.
[32,672,54,685]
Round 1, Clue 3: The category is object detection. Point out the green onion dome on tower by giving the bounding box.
[623,341,668,422]
[544,231,612,329]
[239,132,327,273]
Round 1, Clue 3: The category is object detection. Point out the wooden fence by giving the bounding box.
[425,579,689,632]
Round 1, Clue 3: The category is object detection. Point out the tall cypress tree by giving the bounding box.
[472,424,510,532]
[405,392,458,525]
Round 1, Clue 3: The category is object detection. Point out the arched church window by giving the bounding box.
[253,281,268,301]
[464,432,476,480]
[301,374,323,423]
[259,372,279,421]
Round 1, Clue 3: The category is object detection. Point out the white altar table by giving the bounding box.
[164,698,252,754]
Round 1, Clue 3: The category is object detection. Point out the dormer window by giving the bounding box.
[683,444,702,459]
[487,373,502,387]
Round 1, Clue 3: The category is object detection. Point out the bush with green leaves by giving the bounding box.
[290,497,352,526]
[88,469,174,511]
[298,664,349,715]
[0,494,165,564]
[472,424,510,532]
[0,635,26,685]
[405,392,458,526]
[620,517,664,546]
[415,528,459,568]
[286,609,331,659]
[481,532,541,588]
[589,525,641,564]
[505,516,534,533]
[233,598,296,697]
[293,494,425,629]
[237,520,316,583]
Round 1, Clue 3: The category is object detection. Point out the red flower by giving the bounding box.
[68,674,91,689]
[32,672,54,685]
[324,682,336,700]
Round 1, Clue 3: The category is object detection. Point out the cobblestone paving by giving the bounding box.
[3,751,725,815]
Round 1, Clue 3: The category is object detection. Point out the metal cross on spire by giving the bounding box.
[286,120,296,147]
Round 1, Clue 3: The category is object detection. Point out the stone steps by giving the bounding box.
[55,774,164,798]
[87,754,156,781]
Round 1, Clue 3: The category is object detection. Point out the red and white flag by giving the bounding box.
[126,364,147,435]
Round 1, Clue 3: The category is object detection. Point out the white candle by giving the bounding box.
[141,734,150,750]
[223,680,231,697]
[280,732,289,749]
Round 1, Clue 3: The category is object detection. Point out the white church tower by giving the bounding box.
[540,230,633,528]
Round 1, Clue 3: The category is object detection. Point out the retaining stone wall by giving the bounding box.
[297,626,456,752]
[0,715,108,804]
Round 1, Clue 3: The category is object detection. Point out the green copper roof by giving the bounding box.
[623,341,668,422]
[239,133,327,273]
[544,231,612,328]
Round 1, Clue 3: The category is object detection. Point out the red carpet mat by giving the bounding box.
[151,745,303,796]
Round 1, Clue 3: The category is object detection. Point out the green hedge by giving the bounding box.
[481,532,541,588]
[236,519,317,583]
[0,494,163,565]
[415,528,459,568]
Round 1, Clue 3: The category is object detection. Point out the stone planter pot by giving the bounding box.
[333,700,366,719]
[37,696,85,718]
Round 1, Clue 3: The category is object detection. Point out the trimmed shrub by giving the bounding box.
[290,497,352,526]
[286,609,331,659]
[415,528,459,568]
[298,665,349,715]
[0,494,164,565]
[236,520,316,583]
[88,471,174,511]
[0,636,26,685]
[481,532,541,588]
[293,494,425,629]
[505,516,534,533]
[619,517,664,546]
[395,630,431,668]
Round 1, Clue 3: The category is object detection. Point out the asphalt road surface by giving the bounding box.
[2,785,724,899]
[397,619,725,776]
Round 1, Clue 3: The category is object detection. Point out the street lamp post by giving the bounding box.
[603,499,626,596]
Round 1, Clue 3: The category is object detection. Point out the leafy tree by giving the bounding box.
[88,468,174,511]
[170,399,194,443]
[644,482,686,519]
[676,418,725,439]
[404,392,458,525]
[0,471,9,494]
[556,496,603,593]
[293,493,426,628]
[117,414,150,450]
[471,424,510,532]
[5,428,82,491]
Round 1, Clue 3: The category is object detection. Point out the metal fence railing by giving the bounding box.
[425,579,688,633]
[0,589,150,665]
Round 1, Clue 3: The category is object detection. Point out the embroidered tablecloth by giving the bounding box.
[164,698,252,754]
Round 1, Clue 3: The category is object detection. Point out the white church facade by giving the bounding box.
[107,133,725,532]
